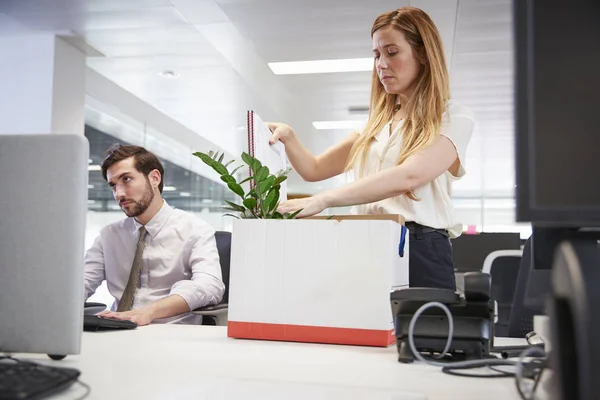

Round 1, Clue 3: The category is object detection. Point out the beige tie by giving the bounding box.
[117,226,147,312]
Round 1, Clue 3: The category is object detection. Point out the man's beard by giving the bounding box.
[121,180,155,218]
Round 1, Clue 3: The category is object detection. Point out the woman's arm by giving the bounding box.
[278,135,459,217]
[269,122,359,182]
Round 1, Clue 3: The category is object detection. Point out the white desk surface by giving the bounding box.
[22,326,527,400]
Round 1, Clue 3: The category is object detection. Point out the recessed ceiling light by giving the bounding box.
[158,70,180,78]
[202,199,214,203]
[88,165,101,171]
[88,184,95,189]
[163,186,177,192]
[87,200,96,204]
[312,120,366,130]
[268,58,373,75]
[179,192,191,197]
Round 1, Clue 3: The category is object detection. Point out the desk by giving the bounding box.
[25,326,526,400]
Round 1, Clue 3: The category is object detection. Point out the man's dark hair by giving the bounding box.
[101,144,164,193]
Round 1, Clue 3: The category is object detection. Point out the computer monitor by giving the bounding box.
[515,0,600,228]
[0,134,88,358]
[515,0,600,269]
[514,2,600,399]
[451,233,522,272]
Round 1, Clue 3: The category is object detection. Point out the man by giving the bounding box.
[84,144,225,325]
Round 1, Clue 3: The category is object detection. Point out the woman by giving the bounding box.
[269,7,474,290]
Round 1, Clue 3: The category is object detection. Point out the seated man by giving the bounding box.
[84,144,225,325]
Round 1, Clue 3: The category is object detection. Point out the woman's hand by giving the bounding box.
[267,122,296,145]
[277,195,329,218]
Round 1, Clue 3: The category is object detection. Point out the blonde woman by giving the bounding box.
[270,7,474,290]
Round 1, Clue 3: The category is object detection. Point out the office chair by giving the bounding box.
[507,237,551,338]
[482,249,523,337]
[193,231,231,326]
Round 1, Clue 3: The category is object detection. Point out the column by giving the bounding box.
[0,33,85,135]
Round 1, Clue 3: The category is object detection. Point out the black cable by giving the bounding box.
[515,364,546,400]
[531,367,545,396]
[514,347,547,400]
[73,379,92,400]
[442,365,514,378]
[406,301,548,391]
[488,364,517,377]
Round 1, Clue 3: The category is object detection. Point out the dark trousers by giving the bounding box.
[407,223,456,291]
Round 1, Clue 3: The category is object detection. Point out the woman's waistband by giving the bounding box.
[405,221,449,237]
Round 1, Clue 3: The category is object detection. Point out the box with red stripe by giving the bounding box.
[227,215,409,347]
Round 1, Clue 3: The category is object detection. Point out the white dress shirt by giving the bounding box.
[84,200,225,324]
[353,101,475,238]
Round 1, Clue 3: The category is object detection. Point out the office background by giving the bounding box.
[0,0,529,302]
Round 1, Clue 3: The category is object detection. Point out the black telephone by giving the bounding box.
[390,272,494,363]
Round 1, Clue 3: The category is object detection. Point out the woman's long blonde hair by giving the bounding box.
[346,7,450,200]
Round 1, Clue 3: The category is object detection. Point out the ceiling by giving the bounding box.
[0,0,515,202]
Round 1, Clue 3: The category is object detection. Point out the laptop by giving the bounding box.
[0,134,88,357]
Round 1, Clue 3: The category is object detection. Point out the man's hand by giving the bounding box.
[97,308,155,326]
[97,295,191,326]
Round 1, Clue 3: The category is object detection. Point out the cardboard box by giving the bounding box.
[227,215,409,347]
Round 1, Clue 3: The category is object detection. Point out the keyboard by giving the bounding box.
[0,358,80,400]
[83,315,137,332]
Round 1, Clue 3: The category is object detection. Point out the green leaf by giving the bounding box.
[241,152,253,166]
[212,163,229,176]
[239,175,254,185]
[220,174,236,184]
[264,189,279,213]
[255,166,269,182]
[227,182,245,198]
[274,175,287,186]
[223,213,240,219]
[286,209,303,219]
[224,159,235,168]
[259,176,275,193]
[250,159,262,175]
[224,200,246,212]
[241,152,263,176]
[192,152,214,166]
[240,209,256,219]
[243,198,257,210]
[253,181,262,197]
[326,215,336,220]
[218,153,224,163]
[279,167,292,176]
[208,150,215,158]
[272,211,284,219]
[247,188,259,199]
[230,165,244,176]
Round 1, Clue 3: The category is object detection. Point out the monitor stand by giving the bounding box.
[549,233,600,400]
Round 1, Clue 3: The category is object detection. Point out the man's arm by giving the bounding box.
[169,224,225,309]
[84,235,106,300]
[98,294,189,326]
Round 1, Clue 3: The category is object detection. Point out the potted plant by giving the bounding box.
[192,150,302,219]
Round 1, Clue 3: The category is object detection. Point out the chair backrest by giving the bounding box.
[215,231,232,304]
[482,250,523,337]
[507,236,552,338]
